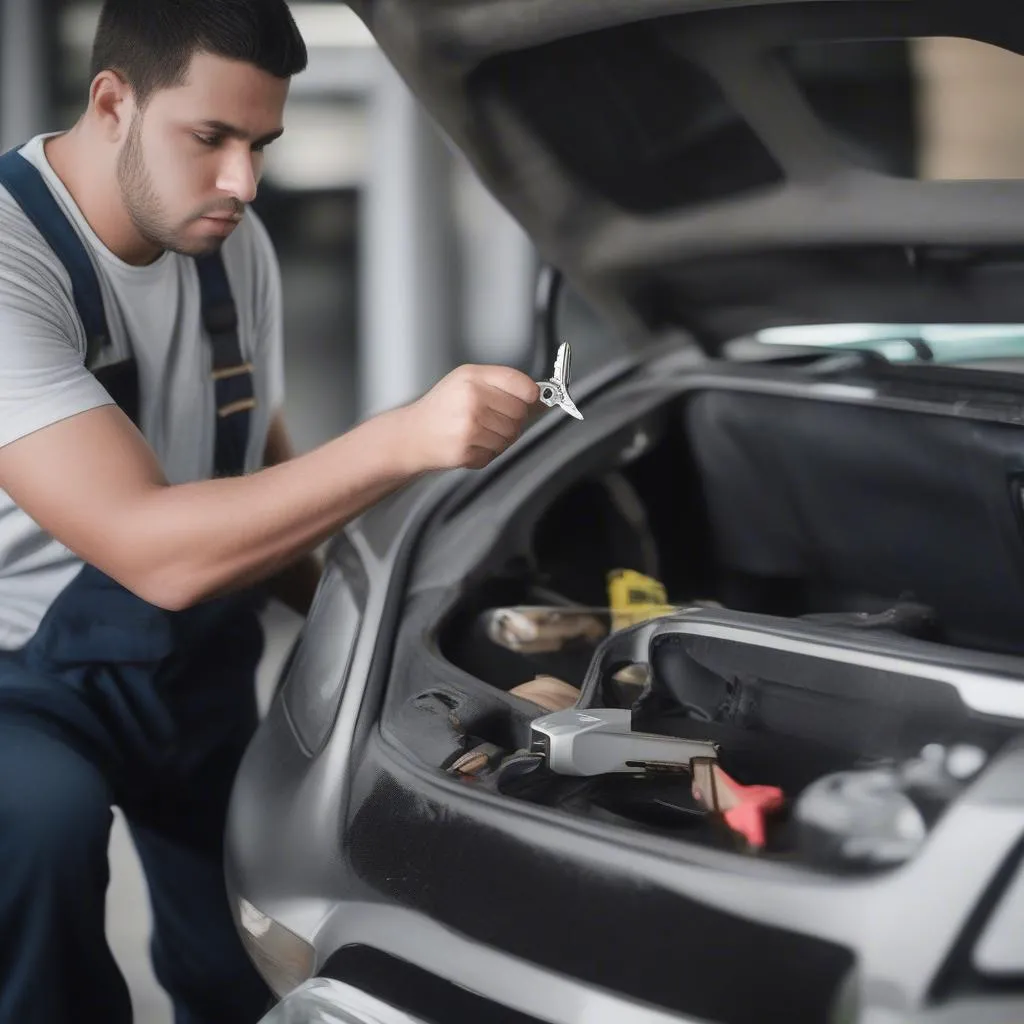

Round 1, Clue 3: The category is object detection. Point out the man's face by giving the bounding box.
[117,52,288,257]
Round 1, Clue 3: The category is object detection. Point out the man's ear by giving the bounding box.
[89,70,135,142]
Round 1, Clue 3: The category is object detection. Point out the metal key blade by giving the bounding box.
[535,342,583,420]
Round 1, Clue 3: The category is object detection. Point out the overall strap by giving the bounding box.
[195,254,254,477]
[0,148,110,366]
[0,146,253,476]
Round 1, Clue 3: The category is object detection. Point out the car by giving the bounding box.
[227,2,1024,1022]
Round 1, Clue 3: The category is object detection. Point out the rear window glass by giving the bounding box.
[728,324,1024,366]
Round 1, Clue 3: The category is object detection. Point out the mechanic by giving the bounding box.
[0,1,539,1021]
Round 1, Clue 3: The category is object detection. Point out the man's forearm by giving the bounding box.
[128,407,417,609]
[0,363,537,610]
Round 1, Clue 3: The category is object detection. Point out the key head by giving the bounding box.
[538,382,562,407]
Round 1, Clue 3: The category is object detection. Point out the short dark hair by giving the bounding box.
[90,0,308,107]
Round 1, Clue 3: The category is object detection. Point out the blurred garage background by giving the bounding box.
[5,1,1024,1019]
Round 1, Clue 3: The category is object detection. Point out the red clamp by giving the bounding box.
[691,758,785,849]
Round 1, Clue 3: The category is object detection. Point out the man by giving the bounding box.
[0,1,539,1021]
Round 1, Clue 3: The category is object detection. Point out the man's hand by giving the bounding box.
[397,364,539,474]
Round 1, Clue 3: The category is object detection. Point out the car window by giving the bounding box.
[727,323,1024,368]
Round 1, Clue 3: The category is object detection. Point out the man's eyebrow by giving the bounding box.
[198,120,284,145]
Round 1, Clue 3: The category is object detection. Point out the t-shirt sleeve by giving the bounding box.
[0,248,114,450]
[248,211,286,414]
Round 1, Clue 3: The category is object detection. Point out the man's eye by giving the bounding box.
[193,133,220,147]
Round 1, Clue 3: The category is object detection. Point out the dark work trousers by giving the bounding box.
[0,563,273,1023]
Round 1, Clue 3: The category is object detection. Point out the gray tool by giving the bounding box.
[535,342,583,420]
[530,708,718,776]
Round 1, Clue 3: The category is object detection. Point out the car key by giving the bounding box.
[535,342,583,420]
[530,707,717,776]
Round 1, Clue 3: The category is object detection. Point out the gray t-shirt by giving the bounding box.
[0,133,286,648]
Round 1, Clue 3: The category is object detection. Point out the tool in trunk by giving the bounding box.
[530,707,717,776]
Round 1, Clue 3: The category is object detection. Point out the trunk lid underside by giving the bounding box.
[351,0,1024,347]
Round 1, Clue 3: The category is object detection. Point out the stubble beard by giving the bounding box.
[117,115,222,257]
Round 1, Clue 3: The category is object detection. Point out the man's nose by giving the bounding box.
[215,147,259,205]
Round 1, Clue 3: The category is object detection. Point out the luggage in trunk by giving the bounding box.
[684,378,1024,654]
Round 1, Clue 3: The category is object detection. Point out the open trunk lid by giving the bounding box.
[350,0,1024,348]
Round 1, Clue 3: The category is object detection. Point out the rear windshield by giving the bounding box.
[727,324,1024,367]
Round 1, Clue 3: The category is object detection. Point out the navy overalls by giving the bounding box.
[0,149,272,1022]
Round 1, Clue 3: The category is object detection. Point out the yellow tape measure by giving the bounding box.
[606,569,677,631]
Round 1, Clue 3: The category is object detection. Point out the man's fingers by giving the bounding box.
[480,391,526,429]
[479,405,519,440]
[466,445,496,470]
[473,365,540,405]
[472,424,510,455]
